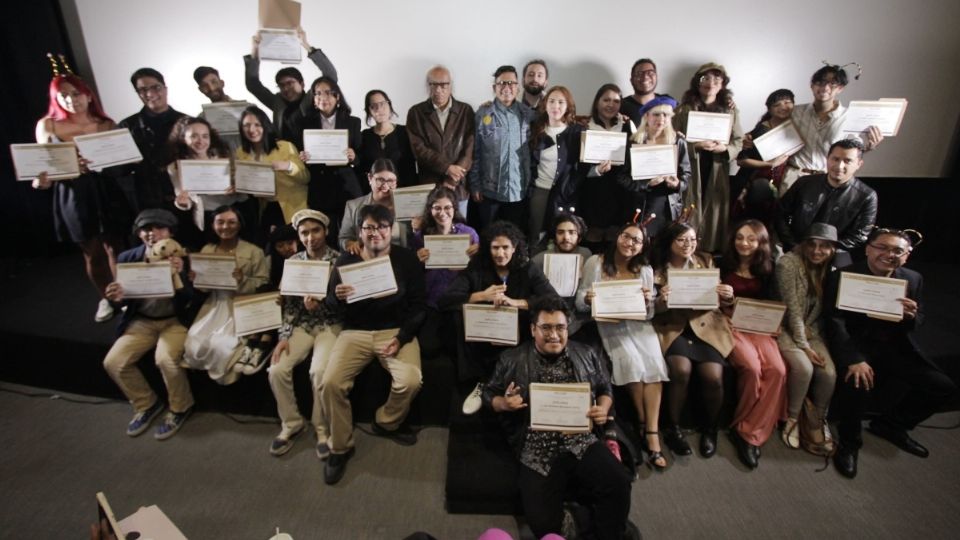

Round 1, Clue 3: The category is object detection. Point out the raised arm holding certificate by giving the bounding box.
[233,292,283,336]
[258,28,301,63]
[338,256,398,303]
[73,128,142,170]
[591,279,647,321]
[392,184,434,220]
[201,101,251,135]
[843,100,908,136]
[543,253,582,297]
[116,262,175,299]
[302,129,349,164]
[630,144,677,179]
[684,111,733,143]
[280,259,331,297]
[731,298,786,335]
[529,382,592,432]
[177,159,232,194]
[667,268,719,309]
[190,253,238,290]
[580,130,627,164]
[423,234,471,269]
[836,271,907,321]
[9,143,79,181]
[462,304,519,345]
[753,120,805,161]
[234,160,276,196]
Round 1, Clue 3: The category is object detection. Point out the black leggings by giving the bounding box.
[666,355,724,430]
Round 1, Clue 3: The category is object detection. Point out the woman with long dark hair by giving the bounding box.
[357,89,417,188]
[412,186,479,307]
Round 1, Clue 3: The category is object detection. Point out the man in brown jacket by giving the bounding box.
[406,65,475,216]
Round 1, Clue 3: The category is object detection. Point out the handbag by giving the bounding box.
[798,397,836,457]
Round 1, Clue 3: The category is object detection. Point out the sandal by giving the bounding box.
[645,431,668,471]
[781,418,800,449]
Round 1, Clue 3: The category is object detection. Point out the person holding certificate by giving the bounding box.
[438,221,558,415]
[182,206,268,383]
[527,86,584,250]
[235,106,309,237]
[774,223,839,453]
[269,209,342,458]
[300,76,362,240]
[531,212,591,335]
[321,205,426,484]
[483,296,632,540]
[338,159,412,254]
[102,209,199,440]
[357,90,417,189]
[824,228,957,478]
[576,223,669,470]
[411,187,480,307]
[32,67,129,323]
[719,220,787,469]
[617,96,691,239]
[651,223,733,458]
[672,63,743,253]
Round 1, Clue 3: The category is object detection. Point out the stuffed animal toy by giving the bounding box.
[147,238,188,290]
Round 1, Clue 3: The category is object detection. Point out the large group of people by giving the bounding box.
[30,36,957,540]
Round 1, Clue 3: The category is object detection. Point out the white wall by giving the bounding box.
[69,0,960,177]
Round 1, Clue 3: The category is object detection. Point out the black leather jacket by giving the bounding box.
[776,174,878,251]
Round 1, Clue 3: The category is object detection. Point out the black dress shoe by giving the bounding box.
[729,431,758,469]
[323,447,355,485]
[867,421,929,458]
[664,426,693,456]
[834,447,858,478]
[372,422,418,446]
[699,429,718,458]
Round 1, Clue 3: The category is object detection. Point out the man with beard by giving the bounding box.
[531,212,591,335]
[520,59,549,109]
[193,66,242,148]
[620,58,666,126]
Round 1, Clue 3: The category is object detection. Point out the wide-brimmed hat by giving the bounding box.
[803,223,839,244]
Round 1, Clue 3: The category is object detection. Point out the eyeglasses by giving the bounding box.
[369,100,391,111]
[360,224,391,233]
[812,80,841,89]
[428,82,451,89]
[867,243,910,257]
[619,232,644,245]
[494,80,519,88]
[315,90,338,98]
[632,69,656,80]
[431,205,454,213]
[699,74,724,84]
[372,177,397,186]
[535,323,568,334]
[674,237,698,245]
[135,84,165,96]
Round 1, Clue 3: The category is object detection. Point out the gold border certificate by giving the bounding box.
[580,130,627,164]
[629,144,677,180]
[190,253,238,290]
[116,262,175,299]
[463,304,519,345]
[730,298,786,335]
[423,234,471,269]
[233,292,282,336]
[529,382,592,433]
[666,268,720,309]
[338,256,398,303]
[279,259,331,297]
[178,159,232,194]
[684,111,733,143]
[836,271,907,321]
[392,184,434,220]
[543,253,582,298]
[302,129,349,164]
[591,279,647,321]
[753,120,805,161]
[843,100,908,136]
[9,143,79,181]
[73,128,143,171]
[234,161,277,196]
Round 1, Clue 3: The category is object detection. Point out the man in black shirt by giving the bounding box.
[620,58,663,126]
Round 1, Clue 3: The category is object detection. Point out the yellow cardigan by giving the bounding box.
[235,140,309,223]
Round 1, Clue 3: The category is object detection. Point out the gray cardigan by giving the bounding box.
[774,252,823,350]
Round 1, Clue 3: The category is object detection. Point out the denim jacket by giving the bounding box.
[467,100,536,202]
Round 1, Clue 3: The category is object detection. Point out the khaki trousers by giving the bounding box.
[268,324,341,440]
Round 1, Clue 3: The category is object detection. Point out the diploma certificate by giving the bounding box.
[9,143,79,181]
[302,129,349,164]
[529,382,592,433]
[201,101,251,135]
[543,254,582,298]
[836,272,907,321]
[843,100,908,136]
[684,111,733,143]
[116,262,175,299]
[338,256,398,303]
[580,130,627,164]
[73,129,143,170]
[591,279,647,321]
[423,234,471,269]
[178,159,232,194]
[280,259,331,297]
[667,268,720,309]
[258,28,302,63]
[629,144,677,180]
[233,292,282,336]
[234,161,276,196]
[190,253,237,290]
[392,184,434,220]
[462,304,519,345]
[730,298,786,335]
[753,120,805,161]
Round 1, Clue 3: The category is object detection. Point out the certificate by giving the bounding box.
[629,144,677,179]
[836,271,907,321]
[543,253,582,297]
[116,262,174,299]
[667,268,719,309]
[258,28,301,63]
[462,304,519,346]
[338,256,398,303]
[684,111,733,143]
[73,128,143,170]
[730,298,786,335]
[580,130,627,165]
[392,184,434,220]
[423,234,471,269]
[279,259,331,297]
[178,159,232,194]
[189,253,237,290]
[233,292,282,336]
[843,100,908,136]
[529,382,591,433]
[234,160,276,196]
[591,279,647,321]
[753,120,805,161]
[302,129,349,165]
[9,143,79,181]
[201,101,251,135]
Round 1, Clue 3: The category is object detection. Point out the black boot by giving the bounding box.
[700,428,718,458]
[663,426,692,456]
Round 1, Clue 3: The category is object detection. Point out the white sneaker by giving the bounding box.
[243,347,267,375]
[94,299,115,323]
[231,347,252,373]
[462,383,483,415]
